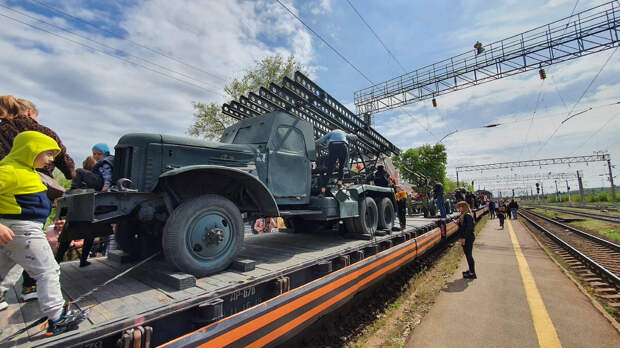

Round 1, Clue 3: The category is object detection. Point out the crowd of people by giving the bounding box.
[0,95,115,335]
[488,198,519,229]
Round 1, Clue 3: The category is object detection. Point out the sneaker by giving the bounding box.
[21,285,38,302]
[45,302,89,336]
[0,288,7,311]
[79,260,92,268]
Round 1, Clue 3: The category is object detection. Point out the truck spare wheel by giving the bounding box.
[162,194,244,277]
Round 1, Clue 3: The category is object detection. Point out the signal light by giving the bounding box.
[432,98,437,108]
[539,68,547,80]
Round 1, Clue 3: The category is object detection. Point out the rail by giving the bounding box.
[520,210,620,287]
[527,205,620,224]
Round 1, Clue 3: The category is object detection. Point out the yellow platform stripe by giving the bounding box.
[507,219,562,348]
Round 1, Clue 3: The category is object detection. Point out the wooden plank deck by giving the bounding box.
[0,215,451,347]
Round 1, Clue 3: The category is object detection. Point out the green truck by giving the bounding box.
[57,111,397,277]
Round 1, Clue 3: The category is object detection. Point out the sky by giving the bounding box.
[1,0,619,197]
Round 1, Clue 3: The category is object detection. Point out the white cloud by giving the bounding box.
[0,0,316,162]
[309,0,332,15]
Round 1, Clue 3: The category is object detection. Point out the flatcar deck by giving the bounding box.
[0,212,470,347]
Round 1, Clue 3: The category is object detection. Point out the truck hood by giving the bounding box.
[159,134,256,154]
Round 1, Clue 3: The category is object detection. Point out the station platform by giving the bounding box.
[406,218,620,348]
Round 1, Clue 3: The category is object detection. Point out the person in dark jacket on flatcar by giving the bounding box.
[433,179,446,218]
[456,201,476,279]
[373,165,391,187]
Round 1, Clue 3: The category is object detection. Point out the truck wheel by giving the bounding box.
[377,197,394,230]
[345,196,378,236]
[162,194,244,277]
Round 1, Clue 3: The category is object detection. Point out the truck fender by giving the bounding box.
[154,165,279,217]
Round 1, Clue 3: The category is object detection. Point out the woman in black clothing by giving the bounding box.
[456,201,476,279]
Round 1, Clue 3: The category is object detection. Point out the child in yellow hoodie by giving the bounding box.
[0,131,86,335]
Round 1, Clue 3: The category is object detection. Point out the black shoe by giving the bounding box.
[79,260,91,268]
[463,272,477,279]
[45,302,89,336]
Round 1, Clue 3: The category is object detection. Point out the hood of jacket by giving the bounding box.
[0,131,60,169]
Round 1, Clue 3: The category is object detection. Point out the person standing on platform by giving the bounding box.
[456,201,476,279]
[497,202,506,229]
[509,199,519,219]
[488,200,496,219]
[395,185,408,230]
[316,129,357,196]
[433,179,446,218]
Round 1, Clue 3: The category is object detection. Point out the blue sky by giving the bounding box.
[1,0,619,196]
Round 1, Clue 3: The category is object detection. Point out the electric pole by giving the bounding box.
[608,159,617,205]
[577,170,585,206]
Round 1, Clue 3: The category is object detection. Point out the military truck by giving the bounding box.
[57,73,402,277]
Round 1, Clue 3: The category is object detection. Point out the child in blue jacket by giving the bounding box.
[0,131,86,335]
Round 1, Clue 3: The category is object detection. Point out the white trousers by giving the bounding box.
[0,219,64,320]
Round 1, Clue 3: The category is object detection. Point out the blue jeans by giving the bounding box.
[511,208,518,219]
[436,195,447,218]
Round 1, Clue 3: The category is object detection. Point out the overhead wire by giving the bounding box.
[274,0,374,85]
[344,0,436,139]
[26,0,228,82]
[519,79,545,160]
[0,10,226,97]
[1,4,227,96]
[569,109,620,155]
[533,46,618,157]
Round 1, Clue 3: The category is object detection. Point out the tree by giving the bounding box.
[392,144,448,196]
[188,55,307,139]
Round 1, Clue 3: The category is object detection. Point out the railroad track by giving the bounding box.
[520,209,620,321]
[526,205,620,224]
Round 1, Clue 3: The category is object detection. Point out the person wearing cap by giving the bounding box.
[395,185,408,230]
[60,143,115,267]
[433,178,446,218]
[91,143,114,192]
[316,129,357,196]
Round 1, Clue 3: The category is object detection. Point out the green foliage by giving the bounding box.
[392,144,447,195]
[546,190,620,203]
[188,55,306,139]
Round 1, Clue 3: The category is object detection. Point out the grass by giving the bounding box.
[604,306,617,316]
[546,190,620,204]
[349,215,489,348]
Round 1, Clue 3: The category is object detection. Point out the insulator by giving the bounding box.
[432,98,437,107]
[539,68,547,80]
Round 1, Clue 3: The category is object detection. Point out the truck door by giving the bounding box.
[267,125,311,205]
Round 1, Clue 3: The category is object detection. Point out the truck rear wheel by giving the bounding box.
[162,194,244,277]
[345,196,378,236]
[377,197,394,231]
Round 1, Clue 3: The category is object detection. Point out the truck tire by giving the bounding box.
[377,197,394,230]
[162,194,244,277]
[345,196,378,236]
